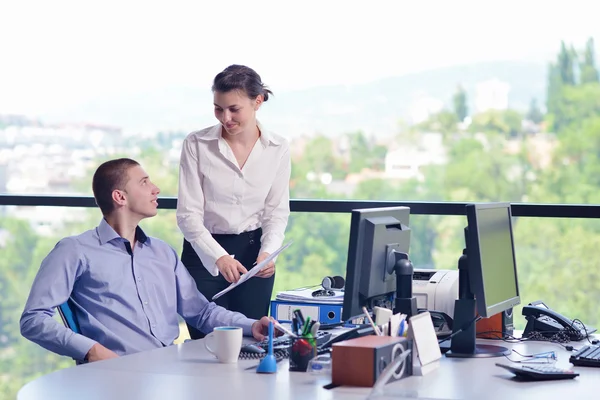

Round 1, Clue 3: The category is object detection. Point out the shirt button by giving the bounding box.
[143,301,148,305]
[152,324,156,329]
[137,277,142,282]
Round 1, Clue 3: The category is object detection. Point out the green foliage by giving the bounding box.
[558,41,576,86]
[5,38,600,398]
[452,85,468,122]
[526,98,544,124]
[417,111,458,138]
[469,109,523,137]
[581,37,599,84]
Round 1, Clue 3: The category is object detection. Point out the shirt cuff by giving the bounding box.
[190,241,227,277]
[67,333,98,361]
[239,318,257,337]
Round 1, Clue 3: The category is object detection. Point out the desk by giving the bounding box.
[18,337,599,400]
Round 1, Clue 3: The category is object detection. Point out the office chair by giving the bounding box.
[57,299,81,334]
[57,299,85,364]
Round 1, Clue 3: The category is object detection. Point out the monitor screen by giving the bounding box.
[342,206,411,321]
[466,202,520,318]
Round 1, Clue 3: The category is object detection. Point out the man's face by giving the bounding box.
[121,165,160,219]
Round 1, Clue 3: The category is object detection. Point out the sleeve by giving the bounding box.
[20,238,98,361]
[260,142,291,255]
[176,136,228,276]
[173,252,255,335]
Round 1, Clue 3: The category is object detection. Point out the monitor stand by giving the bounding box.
[393,255,417,318]
[445,249,510,358]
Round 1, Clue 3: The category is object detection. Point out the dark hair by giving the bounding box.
[92,158,140,216]
[212,65,273,101]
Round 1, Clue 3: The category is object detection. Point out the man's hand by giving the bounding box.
[255,252,275,278]
[216,255,248,283]
[85,343,119,363]
[251,317,284,341]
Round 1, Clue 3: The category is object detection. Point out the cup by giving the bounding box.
[289,336,317,372]
[204,326,243,363]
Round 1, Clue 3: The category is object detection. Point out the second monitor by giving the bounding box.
[342,206,412,321]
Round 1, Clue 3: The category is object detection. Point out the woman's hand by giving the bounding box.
[255,252,275,278]
[215,255,248,283]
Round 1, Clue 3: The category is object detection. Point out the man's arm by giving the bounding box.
[173,250,256,335]
[20,238,98,361]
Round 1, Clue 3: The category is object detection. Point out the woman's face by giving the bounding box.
[213,90,262,136]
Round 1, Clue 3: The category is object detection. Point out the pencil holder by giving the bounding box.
[289,336,317,372]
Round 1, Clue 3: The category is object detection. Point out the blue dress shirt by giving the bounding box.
[20,219,255,361]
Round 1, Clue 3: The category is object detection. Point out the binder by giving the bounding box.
[270,300,343,324]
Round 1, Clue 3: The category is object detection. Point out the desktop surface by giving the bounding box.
[18,334,600,400]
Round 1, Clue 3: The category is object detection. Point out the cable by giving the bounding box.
[438,315,482,344]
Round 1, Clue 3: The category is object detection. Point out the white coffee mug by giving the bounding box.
[204,326,243,363]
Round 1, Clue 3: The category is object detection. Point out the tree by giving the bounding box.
[452,85,468,122]
[581,37,599,84]
[526,98,544,124]
[558,41,576,86]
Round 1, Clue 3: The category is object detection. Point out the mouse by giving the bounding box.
[241,343,265,354]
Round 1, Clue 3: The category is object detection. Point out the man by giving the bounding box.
[20,158,274,363]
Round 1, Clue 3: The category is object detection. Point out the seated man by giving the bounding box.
[20,158,273,363]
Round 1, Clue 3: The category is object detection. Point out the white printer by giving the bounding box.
[412,268,458,318]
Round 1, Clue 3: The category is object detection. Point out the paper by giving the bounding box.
[212,241,293,300]
[275,288,344,304]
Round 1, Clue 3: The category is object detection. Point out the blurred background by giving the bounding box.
[1,0,600,397]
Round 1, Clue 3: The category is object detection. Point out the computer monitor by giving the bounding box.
[446,202,520,358]
[342,207,411,321]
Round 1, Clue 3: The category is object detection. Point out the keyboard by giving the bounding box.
[570,345,600,367]
[496,363,579,381]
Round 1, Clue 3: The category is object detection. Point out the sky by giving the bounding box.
[0,0,599,119]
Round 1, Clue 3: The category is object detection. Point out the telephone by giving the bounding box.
[522,300,597,341]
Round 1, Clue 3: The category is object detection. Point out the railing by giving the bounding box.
[2,195,600,218]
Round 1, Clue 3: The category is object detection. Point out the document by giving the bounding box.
[275,288,344,304]
[212,241,293,300]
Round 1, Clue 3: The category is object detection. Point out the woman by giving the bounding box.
[177,65,291,339]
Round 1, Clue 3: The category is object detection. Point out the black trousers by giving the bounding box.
[181,228,275,339]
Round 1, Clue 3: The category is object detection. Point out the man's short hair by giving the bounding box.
[92,158,140,216]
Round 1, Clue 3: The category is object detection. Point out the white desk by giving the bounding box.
[18,337,600,400]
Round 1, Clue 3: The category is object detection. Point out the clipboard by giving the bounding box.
[212,241,293,300]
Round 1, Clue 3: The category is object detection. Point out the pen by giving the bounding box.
[310,321,320,337]
[399,319,406,337]
[273,320,297,338]
[302,316,312,336]
[362,306,382,336]
[293,309,305,327]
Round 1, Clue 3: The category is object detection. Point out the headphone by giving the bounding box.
[321,275,345,290]
[312,276,345,298]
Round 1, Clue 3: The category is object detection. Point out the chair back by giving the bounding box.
[57,299,81,334]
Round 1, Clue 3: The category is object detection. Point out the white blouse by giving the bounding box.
[176,122,291,276]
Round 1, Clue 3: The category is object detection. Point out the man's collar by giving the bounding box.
[97,218,149,245]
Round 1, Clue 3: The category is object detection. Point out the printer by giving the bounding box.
[412,268,458,318]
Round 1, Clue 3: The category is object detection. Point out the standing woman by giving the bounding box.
[177,65,291,339]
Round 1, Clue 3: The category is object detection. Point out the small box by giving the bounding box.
[331,335,412,387]
[476,308,514,339]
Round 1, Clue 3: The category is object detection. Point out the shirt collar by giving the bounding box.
[97,218,149,246]
[200,121,282,147]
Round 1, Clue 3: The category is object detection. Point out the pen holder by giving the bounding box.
[289,336,317,372]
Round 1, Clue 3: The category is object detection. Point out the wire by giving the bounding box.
[474,329,577,351]
[438,315,482,344]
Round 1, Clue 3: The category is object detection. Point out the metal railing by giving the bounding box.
[1,195,600,218]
